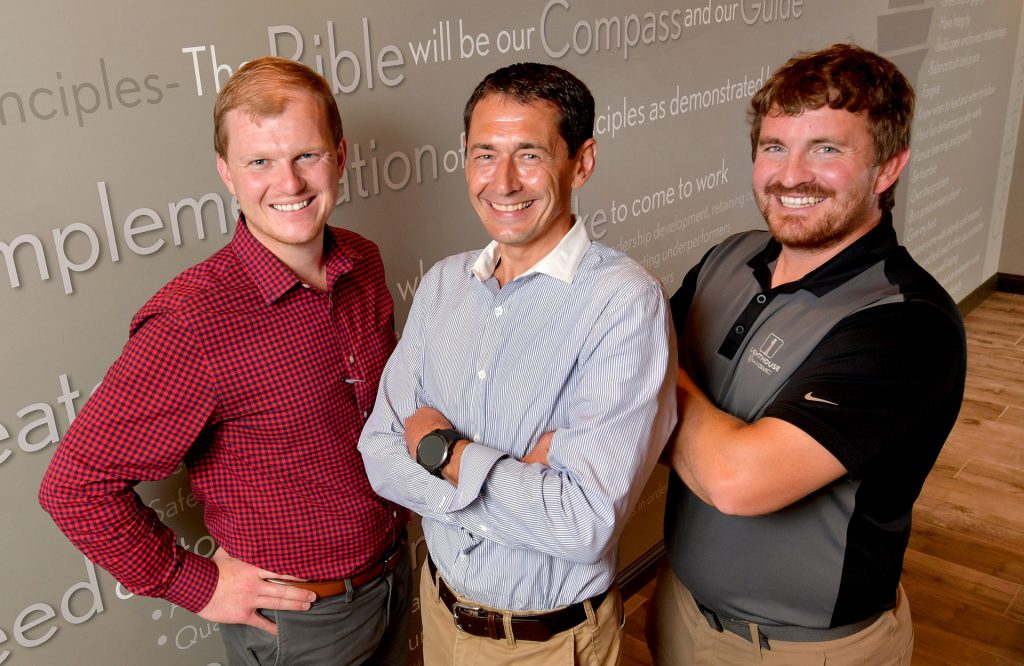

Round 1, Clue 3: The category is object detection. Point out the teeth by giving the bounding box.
[491,201,532,212]
[779,195,825,208]
[272,199,311,212]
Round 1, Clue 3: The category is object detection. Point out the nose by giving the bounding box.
[493,157,521,196]
[278,162,305,194]
[776,152,813,188]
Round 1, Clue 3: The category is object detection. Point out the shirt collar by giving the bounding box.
[231,217,359,304]
[748,211,899,297]
[471,218,592,284]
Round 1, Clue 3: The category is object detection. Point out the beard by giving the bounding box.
[756,182,875,251]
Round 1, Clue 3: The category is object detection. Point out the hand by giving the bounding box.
[403,406,454,458]
[676,366,701,401]
[520,431,554,467]
[197,548,315,635]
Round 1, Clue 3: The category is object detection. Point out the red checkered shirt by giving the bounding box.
[39,219,407,613]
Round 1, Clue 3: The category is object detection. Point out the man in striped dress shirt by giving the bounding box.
[359,62,676,665]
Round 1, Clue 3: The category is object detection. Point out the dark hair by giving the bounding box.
[749,43,914,211]
[214,56,342,158]
[463,62,595,157]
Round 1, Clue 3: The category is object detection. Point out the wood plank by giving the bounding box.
[963,374,1024,410]
[1009,587,1024,624]
[932,419,1024,470]
[957,397,1008,422]
[999,405,1024,428]
[908,521,1024,585]
[902,551,1024,663]
[912,622,1023,666]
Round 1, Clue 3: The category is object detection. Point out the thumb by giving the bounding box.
[247,611,279,636]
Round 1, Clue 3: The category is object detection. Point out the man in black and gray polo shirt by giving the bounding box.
[648,43,967,665]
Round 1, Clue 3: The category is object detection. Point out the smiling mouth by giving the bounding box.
[490,201,533,212]
[272,198,312,212]
[779,194,826,208]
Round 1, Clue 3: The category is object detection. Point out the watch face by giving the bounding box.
[418,432,449,469]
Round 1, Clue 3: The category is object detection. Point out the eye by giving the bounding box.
[299,152,318,161]
[249,158,268,168]
[759,144,783,153]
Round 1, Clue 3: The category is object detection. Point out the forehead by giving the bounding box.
[760,105,871,143]
[223,93,331,150]
[467,95,561,141]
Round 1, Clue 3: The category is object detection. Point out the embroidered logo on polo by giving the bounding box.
[804,392,839,406]
[747,333,784,376]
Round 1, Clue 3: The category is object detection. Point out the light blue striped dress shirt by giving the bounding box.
[358,220,676,611]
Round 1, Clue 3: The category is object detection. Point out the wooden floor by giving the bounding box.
[620,291,1024,665]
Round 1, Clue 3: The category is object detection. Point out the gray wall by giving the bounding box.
[1001,147,1024,276]
[2,1,1021,664]
[1001,51,1024,277]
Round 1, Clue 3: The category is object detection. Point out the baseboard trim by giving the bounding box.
[997,272,1024,295]
[617,541,666,601]
[958,274,997,316]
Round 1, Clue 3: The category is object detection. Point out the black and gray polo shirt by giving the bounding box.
[666,214,966,629]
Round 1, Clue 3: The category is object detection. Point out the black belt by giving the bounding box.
[694,597,882,649]
[427,556,607,642]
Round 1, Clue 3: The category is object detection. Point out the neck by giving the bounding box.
[270,234,329,291]
[493,219,573,287]
[771,213,883,288]
[288,253,328,291]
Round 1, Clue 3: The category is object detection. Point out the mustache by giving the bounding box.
[763,183,834,198]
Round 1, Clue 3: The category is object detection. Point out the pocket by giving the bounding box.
[577,591,624,666]
[252,610,282,665]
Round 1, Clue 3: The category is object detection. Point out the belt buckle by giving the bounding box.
[452,602,487,633]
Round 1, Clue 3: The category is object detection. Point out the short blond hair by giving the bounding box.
[213,56,342,157]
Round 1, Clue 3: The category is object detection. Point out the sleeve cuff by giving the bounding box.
[445,442,505,512]
[160,550,220,613]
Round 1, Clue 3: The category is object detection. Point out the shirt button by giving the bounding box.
[494,306,504,317]
[300,283,311,289]
[348,355,356,364]
[473,433,481,442]
[756,294,767,304]
[477,370,486,380]
[735,325,745,335]
[362,410,368,418]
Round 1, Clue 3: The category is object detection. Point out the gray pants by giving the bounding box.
[220,543,412,666]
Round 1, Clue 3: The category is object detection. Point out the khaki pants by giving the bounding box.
[645,566,914,665]
[420,561,623,665]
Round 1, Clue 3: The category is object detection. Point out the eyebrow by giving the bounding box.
[758,134,846,147]
[469,141,550,152]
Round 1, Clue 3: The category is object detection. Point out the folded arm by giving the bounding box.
[360,281,676,563]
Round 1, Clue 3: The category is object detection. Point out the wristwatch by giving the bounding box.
[416,428,462,477]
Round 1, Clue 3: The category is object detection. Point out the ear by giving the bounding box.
[571,138,597,189]
[216,155,236,196]
[873,148,910,195]
[336,137,348,178]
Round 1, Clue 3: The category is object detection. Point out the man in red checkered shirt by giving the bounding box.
[39,57,410,665]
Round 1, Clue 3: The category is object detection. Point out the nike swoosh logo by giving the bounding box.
[805,392,839,406]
